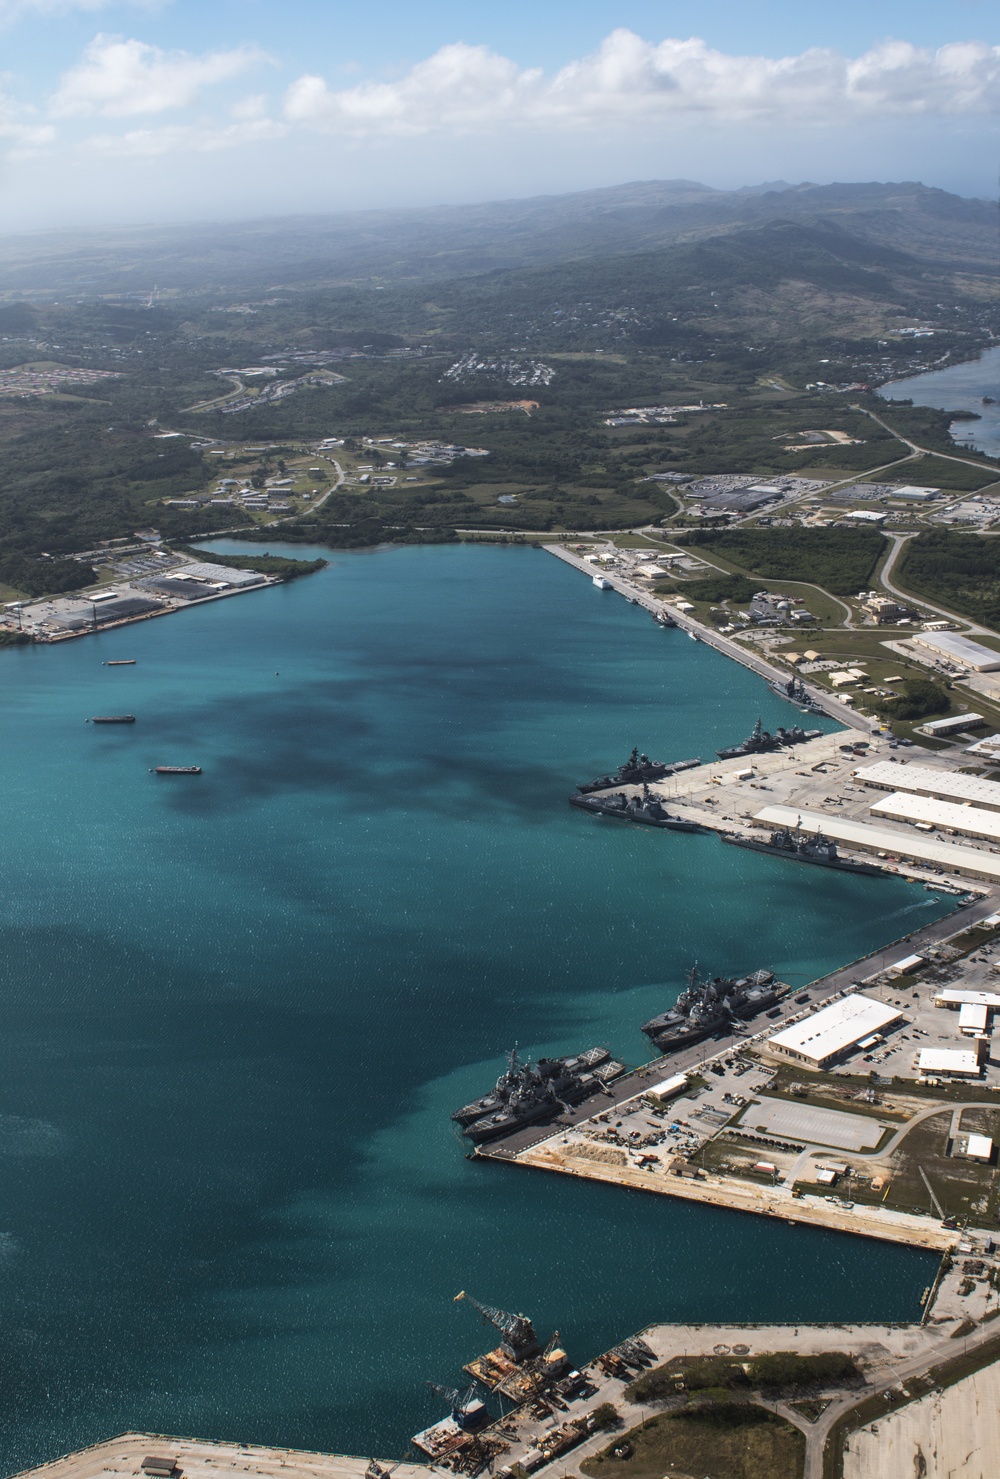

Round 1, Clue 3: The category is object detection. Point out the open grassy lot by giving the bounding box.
[582,1406,805,1479]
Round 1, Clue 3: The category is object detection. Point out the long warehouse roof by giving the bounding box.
[870,792,1000,841]
[768,994,901,1063]
[752,805,1000,881]
[856,761,1000,812]
[912,631,1000,670]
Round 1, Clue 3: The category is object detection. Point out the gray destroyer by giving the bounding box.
[716,716,822,760]
[642,965,780,1053]
[767,675,826,716]
[454,1046,625,1143]
[577,748,700,795]
[569,782,706,832]
[722,825,887,876]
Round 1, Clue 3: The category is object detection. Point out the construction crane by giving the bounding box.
[426,1381,486,1430]
[454,1291,540,1361]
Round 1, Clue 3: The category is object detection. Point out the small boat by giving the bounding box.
[89,715,136,724]
[104,659,137,666]
[152,766,202,775]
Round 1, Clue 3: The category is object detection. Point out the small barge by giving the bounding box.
[151,765,202,775]
[104,659,137,666]
[89,715,136,724]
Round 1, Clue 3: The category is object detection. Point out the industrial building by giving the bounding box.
[855,762,1000,815]
[911,631,1000,672]
[921,713,985,737]
[645,1073,689,1105]
[766,994,903,1069]
[934,989,1000,1010]
[869,793,1000,843]
[751,804,1000,883]
[959,1003,989,1036]
[917,1048,982,1079]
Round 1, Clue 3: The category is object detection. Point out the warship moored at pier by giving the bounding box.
[577,747,700,794]
[716,716,822,760]
[641,964,781,1053]
[453,1046,625,1141]
[722,825,888,876]
[569,783,706,832]
[767,675,826,715]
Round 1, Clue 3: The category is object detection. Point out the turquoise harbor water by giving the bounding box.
[0,542,947,1475]
[879,344,1000,458]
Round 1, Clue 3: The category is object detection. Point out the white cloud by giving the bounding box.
[83,114,286,155]
[51,34,266,117]
[0,84,55,156]
[284,31,1000,136]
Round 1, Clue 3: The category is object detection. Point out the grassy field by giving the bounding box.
[582,1406,805,1479]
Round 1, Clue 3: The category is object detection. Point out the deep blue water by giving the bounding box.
[879,344,1000,458]
[0,542,947,1474]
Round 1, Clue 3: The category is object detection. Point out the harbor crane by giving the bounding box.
[426,1381,487,1431]
[454,1291,540,1360]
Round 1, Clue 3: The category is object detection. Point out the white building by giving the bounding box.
[856,761,1000,815]
[959,1003,989,1036]
[911,631,1000,672]
[869,793,1000,843]
[766,994,903,1069]
[934,989,1000,1010]
[917,1047,982,1078]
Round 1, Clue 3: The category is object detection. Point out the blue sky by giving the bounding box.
[2,0,1000,229]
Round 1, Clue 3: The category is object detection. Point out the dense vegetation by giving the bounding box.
[0,552,95,597]
[180,547,326,579]
[657,573,760,604]
[872,677,951,722]
[0,178,998,561]
[677,527,886,594]
[898,529,1000,628]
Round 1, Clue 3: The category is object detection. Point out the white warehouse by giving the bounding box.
[766,994,904,1070]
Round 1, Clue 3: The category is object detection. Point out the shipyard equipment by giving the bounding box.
[455,1292,540,1361]
[425,1383,489,1432]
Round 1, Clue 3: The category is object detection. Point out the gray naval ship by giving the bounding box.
[577,748,700,795]
[716,716,821,760]
[722,824,887,876]
[569,781,706,832]
[642,965,780,1053]
[454,1046,626,1143]
[766,675,826,716]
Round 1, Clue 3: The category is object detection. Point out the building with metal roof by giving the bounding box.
[766,994,903,1070]
[911,631,1000,671]
[855,761,1000,813]
[869,792,1000,843]
[916,1048,982,1078]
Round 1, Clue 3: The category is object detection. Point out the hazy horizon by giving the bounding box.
[0,0,999,231]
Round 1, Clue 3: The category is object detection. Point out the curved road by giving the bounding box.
[879,533,991,636]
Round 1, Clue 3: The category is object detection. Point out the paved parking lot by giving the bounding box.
[740,1098,887,1150]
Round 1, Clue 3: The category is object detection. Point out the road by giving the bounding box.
[879,532,994,637]
[856,404,1000,476]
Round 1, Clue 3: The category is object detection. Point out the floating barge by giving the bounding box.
[89,715,136,724]
[152,765,202,775]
